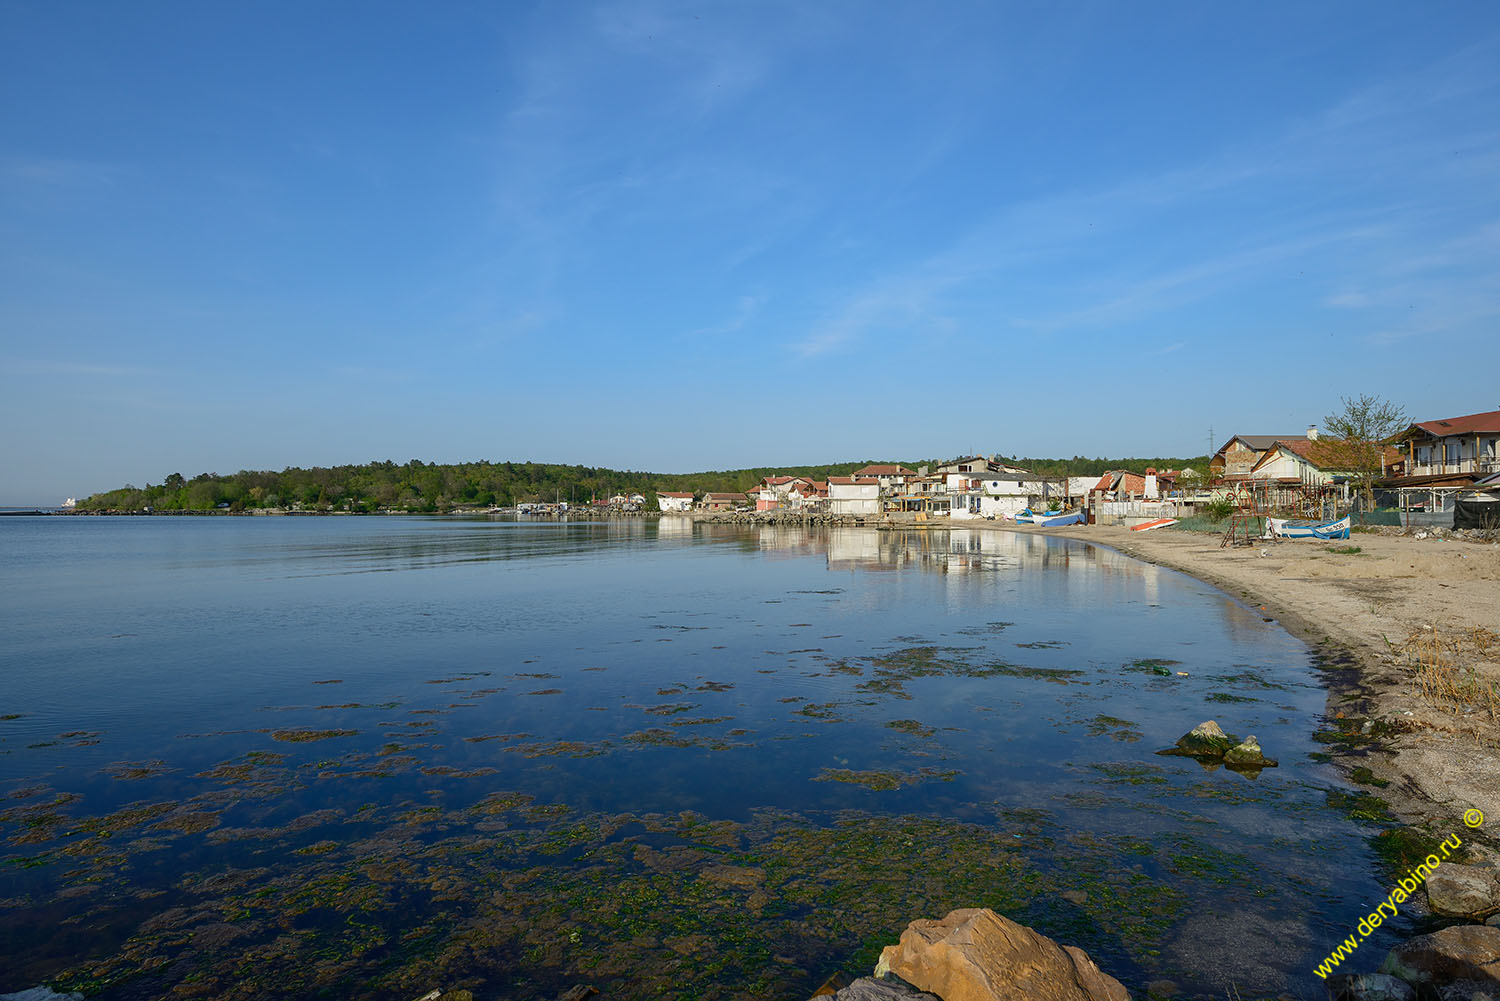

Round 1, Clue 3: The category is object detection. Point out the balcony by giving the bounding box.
[1407,456,1500,478]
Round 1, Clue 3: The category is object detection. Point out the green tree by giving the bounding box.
[1322,393,1408,512]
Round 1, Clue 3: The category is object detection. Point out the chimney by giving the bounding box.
[1307,425,1319,440]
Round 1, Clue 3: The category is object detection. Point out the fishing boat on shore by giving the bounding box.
[1130,518,1178,532]
[1016,508,1085,527]
[1266,514,1351,540]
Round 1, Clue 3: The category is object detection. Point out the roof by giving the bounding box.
[702,492,745,501]
[828,476,879,485]
[657,491,694,498]
[854,464,916,476]
[1404,409,1500,439]
[1216,434,1311,455]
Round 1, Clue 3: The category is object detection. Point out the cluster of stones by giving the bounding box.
[1333,865,1500,1001]
[1155,720,1278,769]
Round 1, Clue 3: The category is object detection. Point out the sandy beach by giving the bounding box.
[1011,522,1500,860]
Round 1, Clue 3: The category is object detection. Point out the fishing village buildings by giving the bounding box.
[638,407,1500,527]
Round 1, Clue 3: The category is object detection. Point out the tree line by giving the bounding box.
[75,454,1214,513]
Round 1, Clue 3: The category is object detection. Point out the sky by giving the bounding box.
[3,1,1499,505]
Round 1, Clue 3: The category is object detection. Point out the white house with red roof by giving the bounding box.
[1392,409,1500,483]
[655,491,695,513]
[754,476,815,511]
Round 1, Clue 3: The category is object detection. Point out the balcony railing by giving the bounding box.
[1408,456,1500,477]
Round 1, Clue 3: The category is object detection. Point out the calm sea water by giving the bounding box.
[1,516,1395,999]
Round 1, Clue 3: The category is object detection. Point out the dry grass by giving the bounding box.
[1402,625,1500,719]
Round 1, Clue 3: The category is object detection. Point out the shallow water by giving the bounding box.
[1,516,1398,998]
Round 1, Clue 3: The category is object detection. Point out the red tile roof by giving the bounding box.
[828,477,879,485]
[657,491,694,498]
[1413,409,1500,436]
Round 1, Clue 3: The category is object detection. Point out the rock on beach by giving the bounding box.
[1380,923,1500,985]
[1425,864,1500,920]
[872,907,1130,1001]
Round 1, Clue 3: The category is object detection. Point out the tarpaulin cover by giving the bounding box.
[1454,499,1500,530]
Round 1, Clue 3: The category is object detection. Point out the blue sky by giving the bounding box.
[3,1,1498,504]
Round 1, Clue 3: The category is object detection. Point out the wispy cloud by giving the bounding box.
[795,272,963,358]
[786,41,1500,358]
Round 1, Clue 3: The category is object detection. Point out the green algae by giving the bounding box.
[27,787,1195,1001]
[1206,692,1262,705]
[884,719,936,738]
[989,664,1086,683]
[813,768,956,791]
[271,729,358,744]
[1370,826,1471,878]
[1086,716,1143,741]
[1327,788,1394,823]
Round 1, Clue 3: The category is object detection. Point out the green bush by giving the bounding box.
[1201,496,1236,522]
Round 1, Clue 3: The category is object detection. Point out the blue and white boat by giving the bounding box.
[1016,508,1086,528]
[1267,515,1351,540]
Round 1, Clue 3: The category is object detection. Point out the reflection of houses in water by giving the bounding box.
[656,515,695,537]
[738,524,1161,590]
[754,524,832,560]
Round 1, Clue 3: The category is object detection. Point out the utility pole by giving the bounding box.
[1207,426,1215,459]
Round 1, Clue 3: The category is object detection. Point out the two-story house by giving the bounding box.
[1392,409,1500,484]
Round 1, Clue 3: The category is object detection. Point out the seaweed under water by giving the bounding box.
[0,518,1402,999]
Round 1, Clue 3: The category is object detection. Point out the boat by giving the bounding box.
[1130,518,1178,532]
[1015,508,1085,527]
[1266,515,1351,540]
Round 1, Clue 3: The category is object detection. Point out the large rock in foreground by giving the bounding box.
[1425,864,1500,920]
[874,907,1131,1001]
[1380,923,1500,985]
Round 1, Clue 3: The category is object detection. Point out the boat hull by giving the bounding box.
[1130,518,1178,532]
[1267,515,1350,540]
[1017,510,1084,527]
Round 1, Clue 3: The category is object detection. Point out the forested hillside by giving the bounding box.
[76,453,1210,512]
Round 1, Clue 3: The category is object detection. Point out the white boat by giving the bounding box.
[1016,508,1085,527]
[1266,515,1351,540]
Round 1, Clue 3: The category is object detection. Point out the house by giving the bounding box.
[970,474,1057,519]
[1390,409,1500,484]
[828,477,880,516]
[1247,440,1343,486]
[887,472,950,515]
[792,480,830,512]
[699,492,746,511]
[936,456,999,476]
[1208,431,1318,481]
[853,464,917,491]
[656,491,695,513]
[755,476,814,511]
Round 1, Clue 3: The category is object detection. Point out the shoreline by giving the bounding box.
[1012,521,1500,861]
